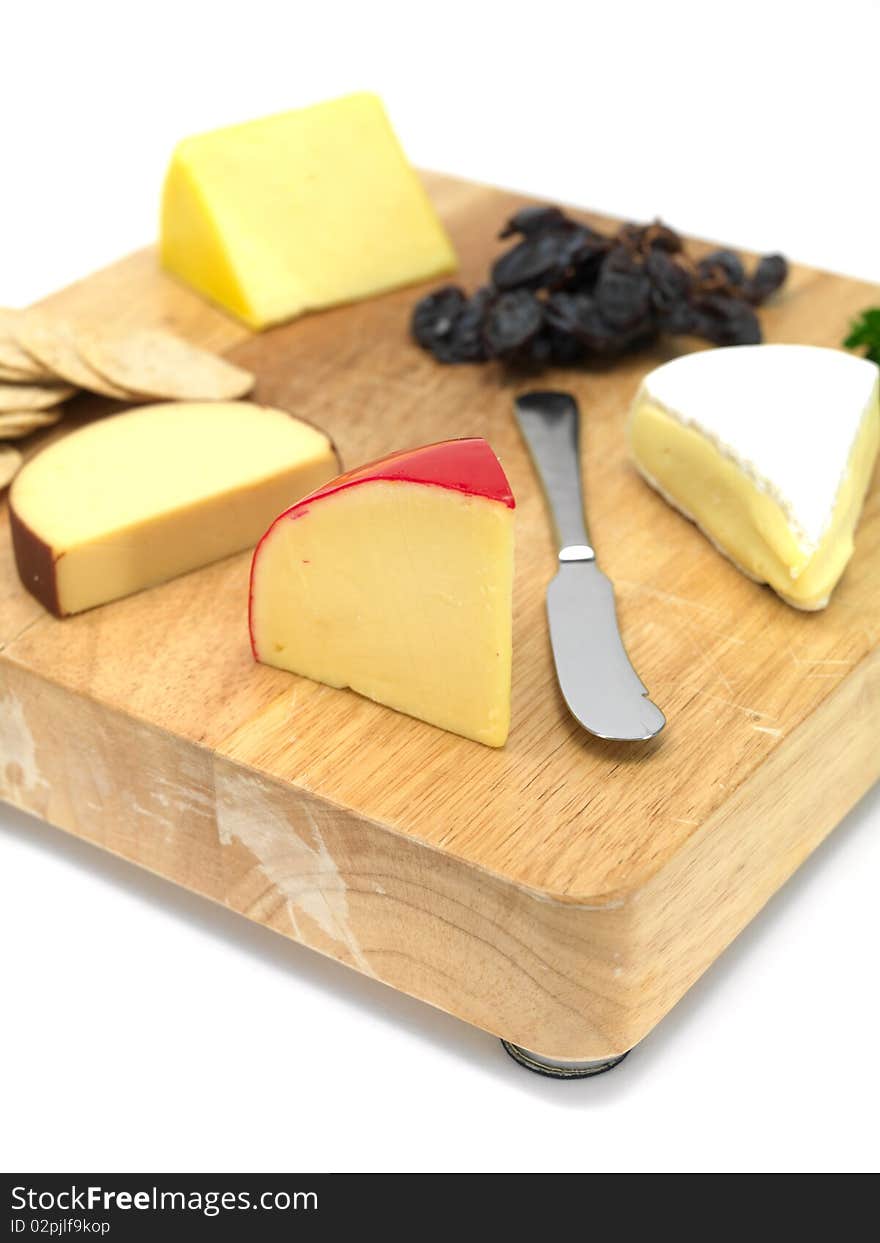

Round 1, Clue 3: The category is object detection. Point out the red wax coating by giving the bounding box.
[248,438,515,659]
[297,437,515,510]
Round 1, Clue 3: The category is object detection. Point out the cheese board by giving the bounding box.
[1,172,878,1070]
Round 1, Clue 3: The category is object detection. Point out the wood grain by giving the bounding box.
[1,172,878,1059]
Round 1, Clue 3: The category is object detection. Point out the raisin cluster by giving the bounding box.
[412,205,788,367]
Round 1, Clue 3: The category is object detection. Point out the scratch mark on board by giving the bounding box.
[215,767,374,976]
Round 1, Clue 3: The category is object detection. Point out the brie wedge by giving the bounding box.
[628,345,880,609]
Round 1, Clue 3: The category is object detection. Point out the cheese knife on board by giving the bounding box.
[514,390,666,742]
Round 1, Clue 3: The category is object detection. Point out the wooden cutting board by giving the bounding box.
[1,173,878,1062]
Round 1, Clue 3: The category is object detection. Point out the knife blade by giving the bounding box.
[513,390,665,741]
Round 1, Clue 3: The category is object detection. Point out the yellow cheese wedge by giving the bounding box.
[160,93,457,329]
[10,402,338,617]
[249,439,516,746]
[629,345,880,609]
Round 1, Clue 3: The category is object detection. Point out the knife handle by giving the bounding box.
[513,391,594,561]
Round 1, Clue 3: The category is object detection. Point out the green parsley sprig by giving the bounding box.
[844,308,880,365]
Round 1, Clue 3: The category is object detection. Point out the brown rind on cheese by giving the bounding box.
[9,502,63,618]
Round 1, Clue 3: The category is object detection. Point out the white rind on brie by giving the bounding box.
[634,344,879,555]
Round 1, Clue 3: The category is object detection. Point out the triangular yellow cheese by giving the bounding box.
[161,161,253,324]
[160,93,457,329]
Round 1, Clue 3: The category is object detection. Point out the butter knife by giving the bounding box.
[514,390,666,742]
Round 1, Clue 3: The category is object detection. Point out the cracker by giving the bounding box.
[0,381,75,412]
[0,308,56,380]
[0,409,64,439]
[77,328,254,401]
[0,362,42,383]
[14,312,136,400]
[0,444,23,489]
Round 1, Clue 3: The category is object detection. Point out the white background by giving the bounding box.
[1,0,879,1174]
